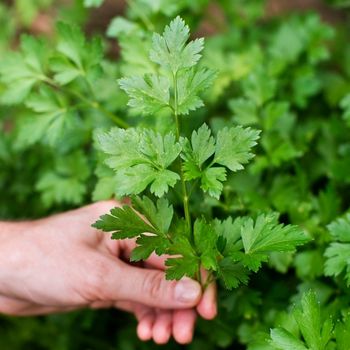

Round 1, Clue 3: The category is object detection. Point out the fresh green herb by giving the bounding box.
[93,16,309,287]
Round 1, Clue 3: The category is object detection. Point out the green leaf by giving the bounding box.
[118,74,170,114]
[119,17,214,116]
[242,68,277,106]
[340,94,350,126]
[52,22,103,85]
[270,291,333,350]
[166,235,199,280]
[335,316,350,350]
[0,35,47,104]
[294,250,324,279]
[324,243,350,285]
[201,167,227,199]
[131,234,170,261]
[327,213,350,242]
[182,123,215,180]
[218,258,250,289]
[213,217,244,256]
[96,128,181,197]
[293,291,333,350]
[214,126,260,172]
[36,151,90,208]
[92,163,115,201]
[324,213,350,285]
[18,86,76,147]
[165,255,199,280]
[56,22,85,68]
[50,57,81,85]
[133,196,173,235]
[107,17,139,38]
[239,213,309,271]
[93,196,174,262]
[193,218,218,270]
[176,68,216,115]
[186,123,215,167]
[84,0,104,7]
[270,328,308,350]
[242,213,308,254]
[229,98,258,125]
[92,206,156,239]
[182,124,258,199]
[182,124,225,198]
[149,16,204,74]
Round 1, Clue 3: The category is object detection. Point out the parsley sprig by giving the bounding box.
[92,17,309,288]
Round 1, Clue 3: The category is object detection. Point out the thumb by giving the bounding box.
[115,263,202,309]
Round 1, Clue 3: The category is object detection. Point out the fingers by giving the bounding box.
[110,300,198,345]
[137,308,196,345]
[197,278,217,320]
[110,301,155,341]
[137,310,155,341]
[172,309,197,344]
[151,310,173,344]
[113,262,202,309]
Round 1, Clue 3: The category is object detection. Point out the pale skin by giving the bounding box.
[0,201,217,344]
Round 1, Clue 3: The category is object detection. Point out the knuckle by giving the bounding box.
[141,270,165,300]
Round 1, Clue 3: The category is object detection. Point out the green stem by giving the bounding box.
[43,78,129,129]
[96,103,129,129]
[173,72,192,238]
[203,271,215,290]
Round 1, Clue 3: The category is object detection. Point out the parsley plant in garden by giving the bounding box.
[2,1,350,348]
[93,17,309,289]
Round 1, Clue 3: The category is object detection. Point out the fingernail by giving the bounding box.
[175,278,201,303]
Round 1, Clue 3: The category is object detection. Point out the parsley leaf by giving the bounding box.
[132,196,173,235]
[149,16,204,74]
[218,259,250,290]
[51,22,103,85]
[270,291,333,350]
[93,196,174,261]
[92,206,155,239]
[0,35,47,104]
[324,213,350,285]
[84,0,104,7]
[165,235,199,280]
[119,16,215,116]
[214,126,260,172]
[118,74,170,114]
[182,123,259,199]
[242,67,277,106]
[238,213,309,271]
[36,151,90,207]
[19,86,77,147]
[270,328,308,350]
[193,218,218,270]
[335,316,350,350]
[201,167,227,199]
[176,68,216,115]
[96,128,181,197]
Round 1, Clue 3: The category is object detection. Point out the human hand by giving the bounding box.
[0,201,217,344]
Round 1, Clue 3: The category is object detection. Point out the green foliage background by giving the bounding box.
[1,0,350,349]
